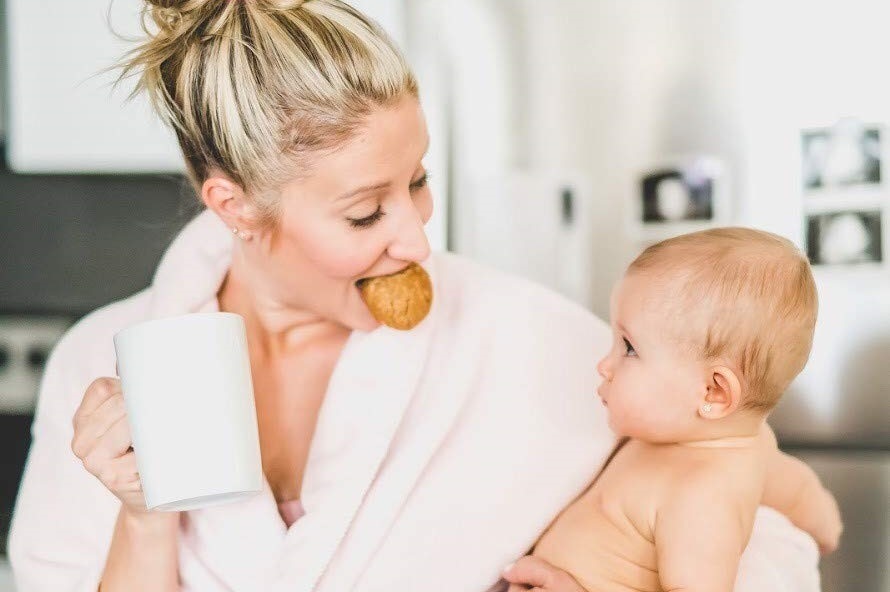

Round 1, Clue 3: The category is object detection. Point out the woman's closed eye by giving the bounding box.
[623,337,637,357]
[346,172,430,229]
[348,205,385,228]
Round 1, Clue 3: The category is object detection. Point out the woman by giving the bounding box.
[9,1,822,591]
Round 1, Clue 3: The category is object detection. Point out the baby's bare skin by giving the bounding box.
[523,229,842,592]
[534,437,765,592]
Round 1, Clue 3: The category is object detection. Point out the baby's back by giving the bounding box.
[533,439,764,592]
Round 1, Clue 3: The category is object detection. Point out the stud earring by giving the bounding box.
[701,403,713,414]
[231,227,252,241]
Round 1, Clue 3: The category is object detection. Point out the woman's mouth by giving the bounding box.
[354,265,412,287]
[352,263,433,330]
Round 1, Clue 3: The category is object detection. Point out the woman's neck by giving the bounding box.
[218,251,349,358]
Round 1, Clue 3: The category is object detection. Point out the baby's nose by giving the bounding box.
[596,356,613,381]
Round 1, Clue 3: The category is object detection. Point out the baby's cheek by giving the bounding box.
[614,392,665,438]
[608,398,646,436]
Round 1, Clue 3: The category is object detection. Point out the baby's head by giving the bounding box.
[596,227,818,442]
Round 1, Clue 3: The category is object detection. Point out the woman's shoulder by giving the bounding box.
[49,289,154,382]
[32,289,154,427]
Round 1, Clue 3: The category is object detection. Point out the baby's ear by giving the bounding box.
[699,365,743,419]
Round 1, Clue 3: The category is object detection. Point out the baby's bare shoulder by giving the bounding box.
[660,446,764,507]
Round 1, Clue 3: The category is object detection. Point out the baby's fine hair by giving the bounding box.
[628,227,818,410]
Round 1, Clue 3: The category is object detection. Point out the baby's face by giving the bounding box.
[596,273,708,442]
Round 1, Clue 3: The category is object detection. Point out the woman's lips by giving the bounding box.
[355,265,412,287]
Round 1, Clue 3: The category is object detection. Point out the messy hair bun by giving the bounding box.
[117,0,417,227]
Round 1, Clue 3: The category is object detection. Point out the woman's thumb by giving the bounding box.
[502,555,554,588]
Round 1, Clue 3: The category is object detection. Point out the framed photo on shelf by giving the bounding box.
[806,210,883,266]
[800,118,888,268]
[633,155,729,241]
[801,118,882,193]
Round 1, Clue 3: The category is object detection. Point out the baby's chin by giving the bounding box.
[607,416,674,443]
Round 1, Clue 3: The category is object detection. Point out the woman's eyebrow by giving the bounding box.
[336,140,430,202]
[335,181,391,202]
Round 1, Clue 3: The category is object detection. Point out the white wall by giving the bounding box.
[735,1,890,438]
[446,0,890,440]
[463,0,747,317]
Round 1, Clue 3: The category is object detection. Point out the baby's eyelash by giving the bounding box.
[623,337,637,356]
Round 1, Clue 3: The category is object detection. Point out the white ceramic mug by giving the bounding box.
[113,312,262,511]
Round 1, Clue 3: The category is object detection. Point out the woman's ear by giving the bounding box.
[698,365,743,419]
[201,172,258,235]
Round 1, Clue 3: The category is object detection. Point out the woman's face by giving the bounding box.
[247,95,433,331]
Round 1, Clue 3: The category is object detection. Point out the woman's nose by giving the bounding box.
[387,205,431,263]
[597,356,613,382]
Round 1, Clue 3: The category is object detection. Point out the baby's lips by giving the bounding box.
[356,263,433,330]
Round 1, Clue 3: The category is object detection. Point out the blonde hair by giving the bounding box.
[116,0,418,227]
[628,227,818,411]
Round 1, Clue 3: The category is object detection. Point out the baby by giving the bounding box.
[516,228,841,592]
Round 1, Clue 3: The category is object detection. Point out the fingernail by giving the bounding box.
[502,562,514,574]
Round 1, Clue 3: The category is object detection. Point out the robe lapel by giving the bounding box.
[269,261,439,592]
[142,209,444,591]
[315,273,490,591]
[178,479,287,591]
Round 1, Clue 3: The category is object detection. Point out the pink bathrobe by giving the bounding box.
[9,210,820,592]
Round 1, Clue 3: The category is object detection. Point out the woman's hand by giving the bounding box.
[503,556,587,592]
[71,377,148,515]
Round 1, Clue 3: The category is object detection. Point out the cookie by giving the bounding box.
[357,263,433,330]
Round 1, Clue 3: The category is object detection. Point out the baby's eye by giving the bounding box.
[623,337,637,357]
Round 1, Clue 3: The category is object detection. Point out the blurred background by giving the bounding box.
[0,0,888,590]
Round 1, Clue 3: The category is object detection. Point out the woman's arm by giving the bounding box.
[502,507,821,592]
[100,509,180,591]
[72,377,181,592]
[9,327,180,592]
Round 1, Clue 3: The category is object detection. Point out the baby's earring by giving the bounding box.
[701,403,713,414]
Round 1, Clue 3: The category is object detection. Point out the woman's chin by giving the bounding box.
[355,317,382,332]
[342,305,382,332]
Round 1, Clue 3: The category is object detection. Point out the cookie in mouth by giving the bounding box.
[355,263,433,330]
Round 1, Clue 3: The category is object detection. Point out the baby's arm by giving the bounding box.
[758,424,842,554]
[655,471,755,592]
[762,448,842,554]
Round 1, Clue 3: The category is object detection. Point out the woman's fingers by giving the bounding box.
[107,452,142,491]
[72,377,149,512]
[503,556,553,588]
[81,415,133,476]
[71,393,127,457]
[97,415,133,459]
[72,377,123,458]
[78,377,122,416]
[502,556,585,592]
